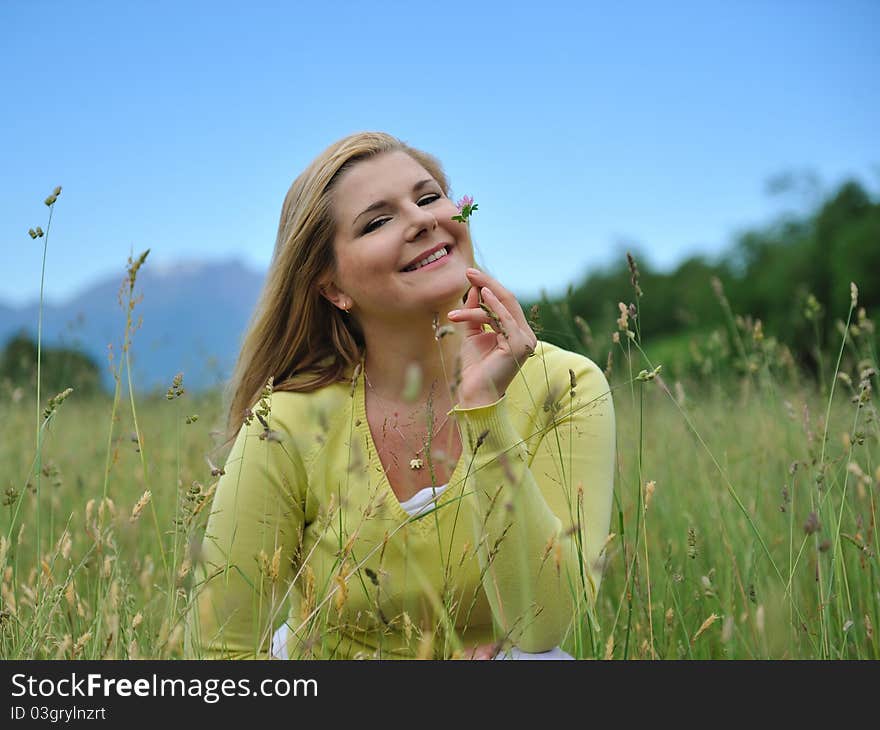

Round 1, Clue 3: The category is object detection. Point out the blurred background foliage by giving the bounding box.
[526,178,879,383]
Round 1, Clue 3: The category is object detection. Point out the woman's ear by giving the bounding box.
[318,280,350,312]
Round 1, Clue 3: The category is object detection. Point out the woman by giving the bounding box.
[184,132,615,660]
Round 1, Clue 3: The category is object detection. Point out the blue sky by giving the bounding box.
[2,0,877,307]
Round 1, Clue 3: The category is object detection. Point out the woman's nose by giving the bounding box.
[405,203,438,239]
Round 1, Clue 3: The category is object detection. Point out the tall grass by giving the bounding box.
[1,190,877,659]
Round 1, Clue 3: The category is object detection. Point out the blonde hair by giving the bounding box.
[225,131,471,441]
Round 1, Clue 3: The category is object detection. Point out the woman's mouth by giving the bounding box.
[402,245,453,273]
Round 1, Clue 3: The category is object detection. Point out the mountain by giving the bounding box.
[0,259,266,392]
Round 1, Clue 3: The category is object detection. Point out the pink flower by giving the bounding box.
[452,194,478,224]
[456,194,474,212]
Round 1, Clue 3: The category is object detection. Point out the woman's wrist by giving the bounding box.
[457,389,505,410]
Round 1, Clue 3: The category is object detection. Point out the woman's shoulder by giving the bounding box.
[255,379,353,455]
[266,380,350,419]
[522,339,609,394]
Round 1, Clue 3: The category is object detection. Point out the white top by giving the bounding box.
[397,482,449,516]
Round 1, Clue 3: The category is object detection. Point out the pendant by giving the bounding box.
[409,457,423,470]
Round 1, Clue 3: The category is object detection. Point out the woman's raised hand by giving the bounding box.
[447,268,538,408]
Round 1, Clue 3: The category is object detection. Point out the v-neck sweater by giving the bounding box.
[185,339,615,659]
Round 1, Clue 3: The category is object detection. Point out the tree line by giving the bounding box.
[528,178,879,381]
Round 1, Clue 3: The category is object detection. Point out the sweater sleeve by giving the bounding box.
[184,401,308,660]
[449,353,615,653]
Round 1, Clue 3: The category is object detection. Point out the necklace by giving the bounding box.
[363,367,451,470]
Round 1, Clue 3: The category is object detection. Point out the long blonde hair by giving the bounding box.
[225,131,463,441]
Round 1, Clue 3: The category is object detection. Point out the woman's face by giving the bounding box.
[324,150,474,322]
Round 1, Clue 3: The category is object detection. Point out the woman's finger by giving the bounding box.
[481,287,537,359]
[454,284,485,337]
[466,268,531,332]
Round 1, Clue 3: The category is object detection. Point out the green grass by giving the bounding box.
[2,192,877,660]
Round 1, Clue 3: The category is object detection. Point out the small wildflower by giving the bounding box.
[28,228,37,239]
[185,414,199,424]
[611,332,620,344]
[803,511,820,535]
[850,282,858,309]
[34,226,44,237]
[474,429,490,450]
[451,194,478,223]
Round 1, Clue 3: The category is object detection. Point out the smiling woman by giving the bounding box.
[184,131,616,660]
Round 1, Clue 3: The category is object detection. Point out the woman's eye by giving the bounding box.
[364,194,441,233]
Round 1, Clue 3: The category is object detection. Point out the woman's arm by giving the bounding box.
[450,351,615,654]
[185,400,308,659]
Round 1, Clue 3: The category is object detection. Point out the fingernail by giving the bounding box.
[467,267,480,275]
[448,310,459,317]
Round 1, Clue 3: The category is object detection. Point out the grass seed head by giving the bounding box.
[692,613,719,643]
[129,491,151,523]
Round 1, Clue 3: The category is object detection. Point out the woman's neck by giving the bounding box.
[360,312,463,407]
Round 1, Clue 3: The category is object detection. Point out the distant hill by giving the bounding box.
[0,259,266,393]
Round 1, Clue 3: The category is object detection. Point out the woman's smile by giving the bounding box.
[401,244,455,273]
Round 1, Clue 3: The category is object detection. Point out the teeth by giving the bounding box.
[406,247,448,272]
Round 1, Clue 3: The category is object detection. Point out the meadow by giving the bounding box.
[1,192,877,660]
